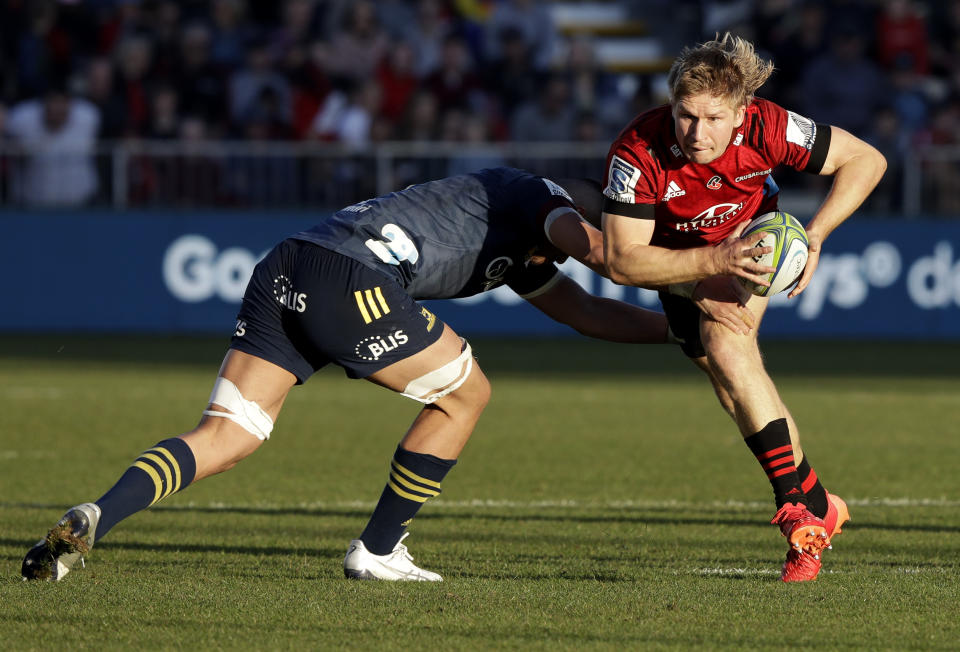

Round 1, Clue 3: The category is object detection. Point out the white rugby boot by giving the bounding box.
[21,502,101,581]
[343,533,442,581]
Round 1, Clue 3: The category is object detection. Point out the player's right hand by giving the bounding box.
[712,222,776,286]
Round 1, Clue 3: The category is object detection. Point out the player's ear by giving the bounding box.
[734,104,746,128]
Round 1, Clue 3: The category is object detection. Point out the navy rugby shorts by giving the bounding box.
[230,239,444,383]
[658,291,706,359]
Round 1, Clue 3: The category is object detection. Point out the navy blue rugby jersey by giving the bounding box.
[292,167,578,299]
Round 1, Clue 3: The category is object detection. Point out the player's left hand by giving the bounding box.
[692,275,757,335]
[788,233,822,298]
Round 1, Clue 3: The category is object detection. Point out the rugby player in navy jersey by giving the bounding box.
[599,34,886,581]
[23,167,774,582]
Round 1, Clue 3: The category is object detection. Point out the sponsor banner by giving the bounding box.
[1,211,959,337]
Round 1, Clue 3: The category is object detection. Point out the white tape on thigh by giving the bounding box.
[401,340,473,404]
[202,377,274,440]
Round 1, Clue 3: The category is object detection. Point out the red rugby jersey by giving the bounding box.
[602,98,830,249]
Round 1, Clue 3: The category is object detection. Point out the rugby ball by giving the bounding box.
[738,211,809,296]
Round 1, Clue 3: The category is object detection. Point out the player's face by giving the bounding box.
[672,93,746,164]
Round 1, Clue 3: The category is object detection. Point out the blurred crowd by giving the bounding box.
[0,0,958,212]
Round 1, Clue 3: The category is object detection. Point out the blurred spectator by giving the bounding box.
[147,85,181,140]
[423,34,485,113]
[864,106,908,212]
[269,0,321,65]
[112,35,153,137]
[377,40,419,125]
[799,27,887,136]
[209,0,253,70]
[308,79,381,148]
[929,0,960,79]
[564,34,628,138]
[396,90,440,141]
[229,38,292,132]
[376,0,418,42]
[174,22,228,132]
[82,56,124,139]
[97,0,148,55]
[149,1,184,79]
[327,1,389,83]
[402,0,452,77]
[753,2,828,109]
[288,39,334,138]
[510,74,575,141]
[917,98,960,214]
[5,84,101,206]
[875,0,929,74]
[484,0,558,71]
[483,26,538,118]
[447,111,506,176]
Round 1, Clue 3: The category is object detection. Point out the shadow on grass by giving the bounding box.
[1,334,957,378]
[7,502,960,535]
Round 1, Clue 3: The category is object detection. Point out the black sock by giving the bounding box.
[744,418,807,509]
[94,437,197,541]
[797,457,828,518]
[359,446,456,555]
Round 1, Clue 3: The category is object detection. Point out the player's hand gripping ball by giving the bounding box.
[738,211,809,296]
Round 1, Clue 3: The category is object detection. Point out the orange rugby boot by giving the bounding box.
[823,493,850,539]
[770,502,831,556]
[781,547,822,582]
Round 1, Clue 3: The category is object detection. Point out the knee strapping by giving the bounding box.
[202,377,274,440]
[400,339,473,404]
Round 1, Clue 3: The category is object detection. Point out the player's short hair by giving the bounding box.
[667,32,774,110]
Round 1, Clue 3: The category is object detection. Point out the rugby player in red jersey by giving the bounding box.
[600,34,886,582]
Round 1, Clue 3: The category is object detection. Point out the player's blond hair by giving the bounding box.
[667,33,774,109]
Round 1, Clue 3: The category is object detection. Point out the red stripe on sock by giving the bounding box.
[801,468,818,493]
[768,466,797,479]
[756,444,794,461]
[762,455,795,471]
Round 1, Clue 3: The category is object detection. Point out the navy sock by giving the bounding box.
[797,457,828,518]
[744,418,807,509]
[94,437,197,541]
[360,446,456,555]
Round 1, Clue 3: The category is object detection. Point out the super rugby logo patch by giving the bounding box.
[603,155,642,204]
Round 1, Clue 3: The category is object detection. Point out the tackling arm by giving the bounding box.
[525,274,669,343]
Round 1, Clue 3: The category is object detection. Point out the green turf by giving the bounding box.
[1,335,958,650]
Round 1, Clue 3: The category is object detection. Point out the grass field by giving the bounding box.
[1,334,959,650]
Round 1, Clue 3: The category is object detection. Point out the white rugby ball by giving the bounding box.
[737,211,809,296]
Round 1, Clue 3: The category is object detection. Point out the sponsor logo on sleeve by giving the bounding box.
[273,275,308,313]
[786,111,816,150]
[603,155,643,204]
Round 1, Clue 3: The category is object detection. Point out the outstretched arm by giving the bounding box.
[790,127,887,298]
[525,274,669,343]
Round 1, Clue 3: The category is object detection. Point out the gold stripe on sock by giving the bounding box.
[147,446,182,494]
[390,469,440,498]
[387,479,430,503]
[140,453,173,499]
[133,461,163,506]
[392,460,442,489]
